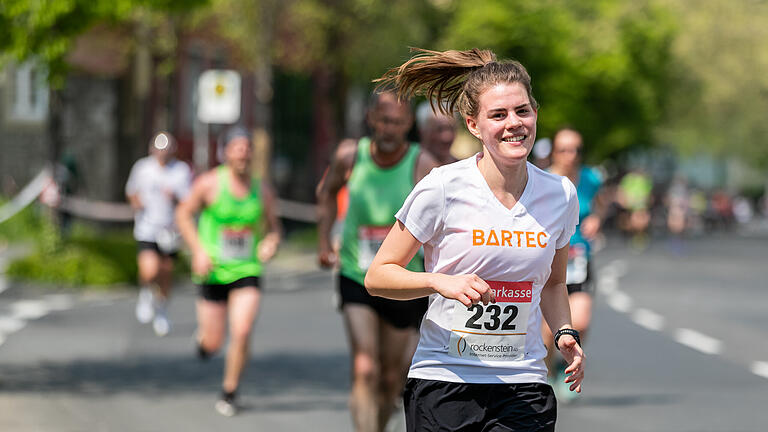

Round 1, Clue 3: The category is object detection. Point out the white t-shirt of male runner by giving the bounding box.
[125,156,191,244]
[395,154,579,384]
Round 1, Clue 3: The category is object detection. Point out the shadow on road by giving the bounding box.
[0,351,350,412]
[577,393,678,407]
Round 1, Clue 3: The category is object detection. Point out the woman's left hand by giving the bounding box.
[558,336,585,393]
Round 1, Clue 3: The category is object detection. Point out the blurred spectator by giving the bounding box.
[416,100,458,165]
[665,176,690,254]
[617,169,653,249]
[732,195,754,225]
[54,150,80,236]
[532,137,552,170]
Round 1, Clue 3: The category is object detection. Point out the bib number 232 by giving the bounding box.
[449,281,532,362]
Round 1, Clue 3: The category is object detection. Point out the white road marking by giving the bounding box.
[11,299,50,320]
[0,316,26,334]
[631,308,665,331]
[597,277,618,295]
[750,361,768,380]
[673,328,722,355]
[42,294,74,311]
[0,294,77,348]
[606,290,633,313]
[0,255,8,295]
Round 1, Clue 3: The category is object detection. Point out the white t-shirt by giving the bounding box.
[125,156,191,244]
[395,154,579,384]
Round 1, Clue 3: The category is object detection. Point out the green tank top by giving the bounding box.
[340,137,424,284]
[197,166,264,284]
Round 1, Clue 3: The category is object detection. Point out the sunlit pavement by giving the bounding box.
[1,232,767,431]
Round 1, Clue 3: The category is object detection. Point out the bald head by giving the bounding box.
[367,91,413,153]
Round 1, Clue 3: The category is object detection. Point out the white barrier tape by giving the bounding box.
[59,197,318,223]
[1,167,319,223]
[0,168,52,224]
[58,196,134,222]
[276,198,318,223]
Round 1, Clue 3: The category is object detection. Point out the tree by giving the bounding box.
[1,0,208,168]
[660,0,768,170]
[439,0,679,163]
[0,0,207,85]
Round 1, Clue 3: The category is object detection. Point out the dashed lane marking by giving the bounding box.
[673,328,723,356]
[631,308,665,332]
[750,361,768,380]
[606,290,633,313]
[0,294,75,347]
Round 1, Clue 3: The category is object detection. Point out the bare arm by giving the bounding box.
[176,172,215,276]
[364,221,494,307]
[316,139,356,268]
[257,181,282,262]
[125,163,143,210]
[540,245,585,392]
[414,150,439,183]
[581,183,610,240]
[126,193,143,211]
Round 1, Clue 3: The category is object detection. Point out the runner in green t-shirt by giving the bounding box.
[317,91,437,432]
[176,126,281,417]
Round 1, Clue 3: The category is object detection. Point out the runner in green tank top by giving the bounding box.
[317,91,438,432]
[177,126,281,417]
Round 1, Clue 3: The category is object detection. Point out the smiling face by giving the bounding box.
[465,82,537,166]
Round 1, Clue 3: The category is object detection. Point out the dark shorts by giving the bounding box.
[198,276,261,303]
[137,241,179,259]
[566,261,595,295]
[404,379,556,432]
[338,274,427,330]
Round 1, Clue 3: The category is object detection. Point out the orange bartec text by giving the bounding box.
[472,229,548,248]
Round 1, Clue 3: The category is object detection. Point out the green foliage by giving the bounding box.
[439,0,679,163]
[659,0,768,169]
[6,225,140,286]
[0,0,209,85]
[0,199,45,243]
[273,0,449,82]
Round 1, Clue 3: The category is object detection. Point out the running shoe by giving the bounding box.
[135,287,154,324]
[152,303,171,337]
[215,392,237,417]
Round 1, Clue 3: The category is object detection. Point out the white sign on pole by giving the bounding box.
[197,69,241,124]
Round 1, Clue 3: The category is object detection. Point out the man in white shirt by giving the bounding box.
[125,132,191,336]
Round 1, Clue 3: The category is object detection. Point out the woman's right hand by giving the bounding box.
[432,273,495,307]
[192,249,213,277]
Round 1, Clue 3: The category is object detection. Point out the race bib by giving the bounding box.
[357,225,391,270]
[219,228,254,261]
[448,281,532,361]
[566,244,588,285]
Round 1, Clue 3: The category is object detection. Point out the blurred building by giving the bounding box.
[0,25,270,202]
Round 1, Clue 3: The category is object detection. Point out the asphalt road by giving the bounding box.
[1,232,767,431]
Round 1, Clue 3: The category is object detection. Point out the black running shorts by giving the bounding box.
[198,276,261,303]
[137,241,179,258]
[338,274,427,330]
[404,378,556,432]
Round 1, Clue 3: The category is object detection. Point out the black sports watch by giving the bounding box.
[554,328,581,351]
